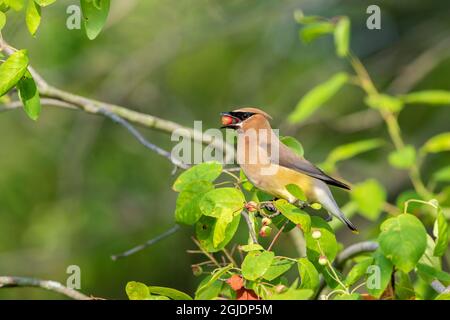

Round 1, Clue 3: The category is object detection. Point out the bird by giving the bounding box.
[220,107,358,232]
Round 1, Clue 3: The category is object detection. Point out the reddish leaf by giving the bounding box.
[236,288,259,300]
[361,294,377,300]
[226,275,244,291]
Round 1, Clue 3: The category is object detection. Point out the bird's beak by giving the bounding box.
[220,112,241,129]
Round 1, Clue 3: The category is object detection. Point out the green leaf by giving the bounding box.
[396,190,421,213]
[263,258,295,281]
[305,216,338,265]
[280,136,304,157]
[288,72,348,123]
[197,264,232,294]
[239,243,264,252]
[388,145,416,169]
[293,11,322,25]
[394,270,415,300]
[0,49,29,97]
[351,179,386,221]
[416,263,450,283]
[364,94,404,113]
[34,0,56,6]
[433,208,449,257]
[270,288,313,300]
[436,292,450,300]
[300,22,335,43]
[433,166,450,183]
[241,251,274,281]
[175,181,213,225]
[421,132,450,154]
[297,257,320,291]
[199,188,244,218]
[17,70,41,120]
[419,235,442,270]
[0,11,6,30]
[274,199,311,232]
[239,169,254,191]
[173,162,222,192]
[344,257,373,286]
[148,295,170,300]
[334,17,350,57]
[334,293,361,300]
[271,215,296,233]
[148,286,193,300]
[195,214,241,252]
[80,0,110,40]
[401,90,450,105]
[323,139,383,171]
[285,184,306,201]
[5,0,24,11]
[367,250,393,298]
[213,210,234,247]
[126,281,150,300]
[199,187,244,247]
[195,274,224,300]
[378,214,427,273]
[25,0,41,36]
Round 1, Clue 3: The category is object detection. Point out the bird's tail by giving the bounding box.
[314,183,359,233]
[337,212,359,233]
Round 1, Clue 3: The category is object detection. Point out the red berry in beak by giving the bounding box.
[221,115,234,126]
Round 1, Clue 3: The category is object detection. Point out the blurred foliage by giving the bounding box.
[0,0,450,299]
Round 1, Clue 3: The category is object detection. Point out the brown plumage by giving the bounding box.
[221,107,358,232]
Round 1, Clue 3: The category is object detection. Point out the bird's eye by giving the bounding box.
[242,112,252,120]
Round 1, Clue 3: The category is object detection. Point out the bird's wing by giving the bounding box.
[270,142,351,190]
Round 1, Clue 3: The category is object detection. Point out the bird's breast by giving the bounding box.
[241,164,316,202]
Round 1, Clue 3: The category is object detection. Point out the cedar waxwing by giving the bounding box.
[221,107,358,232]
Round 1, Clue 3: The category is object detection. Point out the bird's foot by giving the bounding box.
[295,200,308,209]
[263,202,277,213]
[324,215,333,222]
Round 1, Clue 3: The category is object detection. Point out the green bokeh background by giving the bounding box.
[0,0,449,299]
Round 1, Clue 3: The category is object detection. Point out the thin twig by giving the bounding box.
[191,237,221,268]
[0,41,234,161]
[192,261,216,267]
[186,250,204,254]
[0,98,76,112]
[387,36,450,94]
[0,276,91,300]
[241,210,258,244]
[222,248,237,267]
[111,225,181,260]
[267,220,288,251]
[98,108,189,170]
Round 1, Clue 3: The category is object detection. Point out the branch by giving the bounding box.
[335,241,379,268]
[431,280,450,295]
[387,36,450,94]
[0,276,91,300]
[267,220,288,251]
[0,42,234,162]
[97,108,189,170]
[111,225,181,260]
[241,210,258,244]
[0,98,76,112]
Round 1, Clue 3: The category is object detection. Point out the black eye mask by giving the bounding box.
[227,111,256,121]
